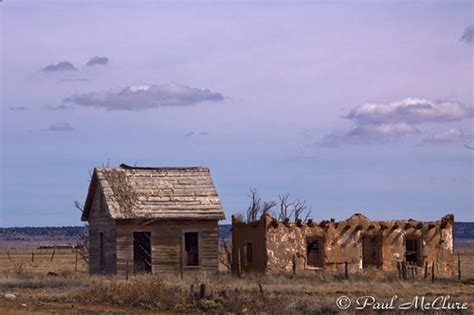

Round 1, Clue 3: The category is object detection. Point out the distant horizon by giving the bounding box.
[3,220,474,229]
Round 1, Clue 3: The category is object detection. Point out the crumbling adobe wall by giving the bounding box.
[263,214,454,277]
[231,216,267,273]
[265,214,366,274]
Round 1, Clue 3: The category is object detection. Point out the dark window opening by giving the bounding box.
[306,237,324,267]
[133,232,152,273]
[244,242,253,265]
[405,237,420,265]
[362,235,382,268]
[99,232,104,268]
[184,232,199,266]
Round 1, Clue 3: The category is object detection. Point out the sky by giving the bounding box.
[1,1,473,226]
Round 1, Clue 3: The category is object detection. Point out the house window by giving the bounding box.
[133,232,152,273]
[405,237,421,265]
[99,232,104,268]
[184,232,199,266]
[244,242,253,265]
[306,237,324,267]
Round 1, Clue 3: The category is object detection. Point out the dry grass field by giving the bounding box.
[0,248,473,314]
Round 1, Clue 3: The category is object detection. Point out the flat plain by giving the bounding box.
[0,245,473,314]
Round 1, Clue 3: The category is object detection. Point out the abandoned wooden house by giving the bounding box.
[81,164,225,274]
[232,213,454,277]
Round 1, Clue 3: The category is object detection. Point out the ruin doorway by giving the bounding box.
[306,237,324,268]
[405,237,421,265]
[362,235,381,268]
[133,232,152,273]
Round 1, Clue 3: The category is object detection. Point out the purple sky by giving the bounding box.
[1,1,473,226]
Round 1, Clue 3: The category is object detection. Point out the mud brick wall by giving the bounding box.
[232,213,454,277]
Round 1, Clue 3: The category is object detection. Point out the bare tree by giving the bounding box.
[236,189,277,223]
[274,193,312,223]
[276,193,295,221]
[74,201,89,264]
[293,200,312,223]
[219,236,233,271]
[246,188,262,222]
[262,200,277,215]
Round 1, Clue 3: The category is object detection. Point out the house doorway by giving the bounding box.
[362,235,381,268]
[133,232,152,273]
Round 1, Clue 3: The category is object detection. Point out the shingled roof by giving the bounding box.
[81,164,225,221]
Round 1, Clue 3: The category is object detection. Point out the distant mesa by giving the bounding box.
[42,61,77,72]
[86,56,109,66]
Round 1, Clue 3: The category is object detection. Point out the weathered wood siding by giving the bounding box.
[115,219,219,275]
[88,185,117,274]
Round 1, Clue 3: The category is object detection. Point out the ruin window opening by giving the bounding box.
[405,236,421,265]
[362,235,382,268]
[184,232,199,266]
[133,232,152,273]
[306,237,324,268]
[244,242,253,265]
[99,232,104,269]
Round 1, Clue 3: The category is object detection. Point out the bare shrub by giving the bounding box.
[73,201,89,264]
[77,275,184,310]
[219,238,233,271]
[0,276,87,289]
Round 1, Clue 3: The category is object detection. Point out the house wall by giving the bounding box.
[115,219,219,275]
[233,214,454,277]
[88,185,117,274]
[231,215,267,273]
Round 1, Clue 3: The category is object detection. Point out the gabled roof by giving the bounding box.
[81,164,225,221]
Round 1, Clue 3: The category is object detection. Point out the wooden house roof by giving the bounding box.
[81,164,225,221]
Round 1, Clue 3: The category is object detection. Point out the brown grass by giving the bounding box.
[0,249,473,314]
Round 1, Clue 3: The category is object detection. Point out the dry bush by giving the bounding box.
[0,275,88,290]
[76,275,185,310]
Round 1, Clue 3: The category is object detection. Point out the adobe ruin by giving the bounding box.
[232,213,454,277]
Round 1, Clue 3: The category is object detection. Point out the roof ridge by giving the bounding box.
[94,164,209,171]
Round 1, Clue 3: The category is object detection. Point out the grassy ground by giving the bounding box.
[0,249,473,314]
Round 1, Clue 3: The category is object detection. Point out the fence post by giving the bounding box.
[31,252,35,263]
[424,261,428,279]
[50,247,56,262]
[75,249,78,272]
[458,252,461,281]
[397,261,402,279]
[237,249,242,278]
[431,262,435,282]
[126,258,129,281]
[401,261,407,280]
[345,262,348,279]
[199,284,206,300]
[292,254,296,275]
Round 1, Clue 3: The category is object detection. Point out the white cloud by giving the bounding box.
[422,128,471,144]
[64,82,224,111]
[42,61,77,72]
[8,106,29,111]
[42,105,74,111]
[86,56,109,66]
[47,122,75,131]
[321,122,419,147]
[346,98,473,124]
[460,25,474,44]
[185,131,209,137]
[320,97,473,147]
